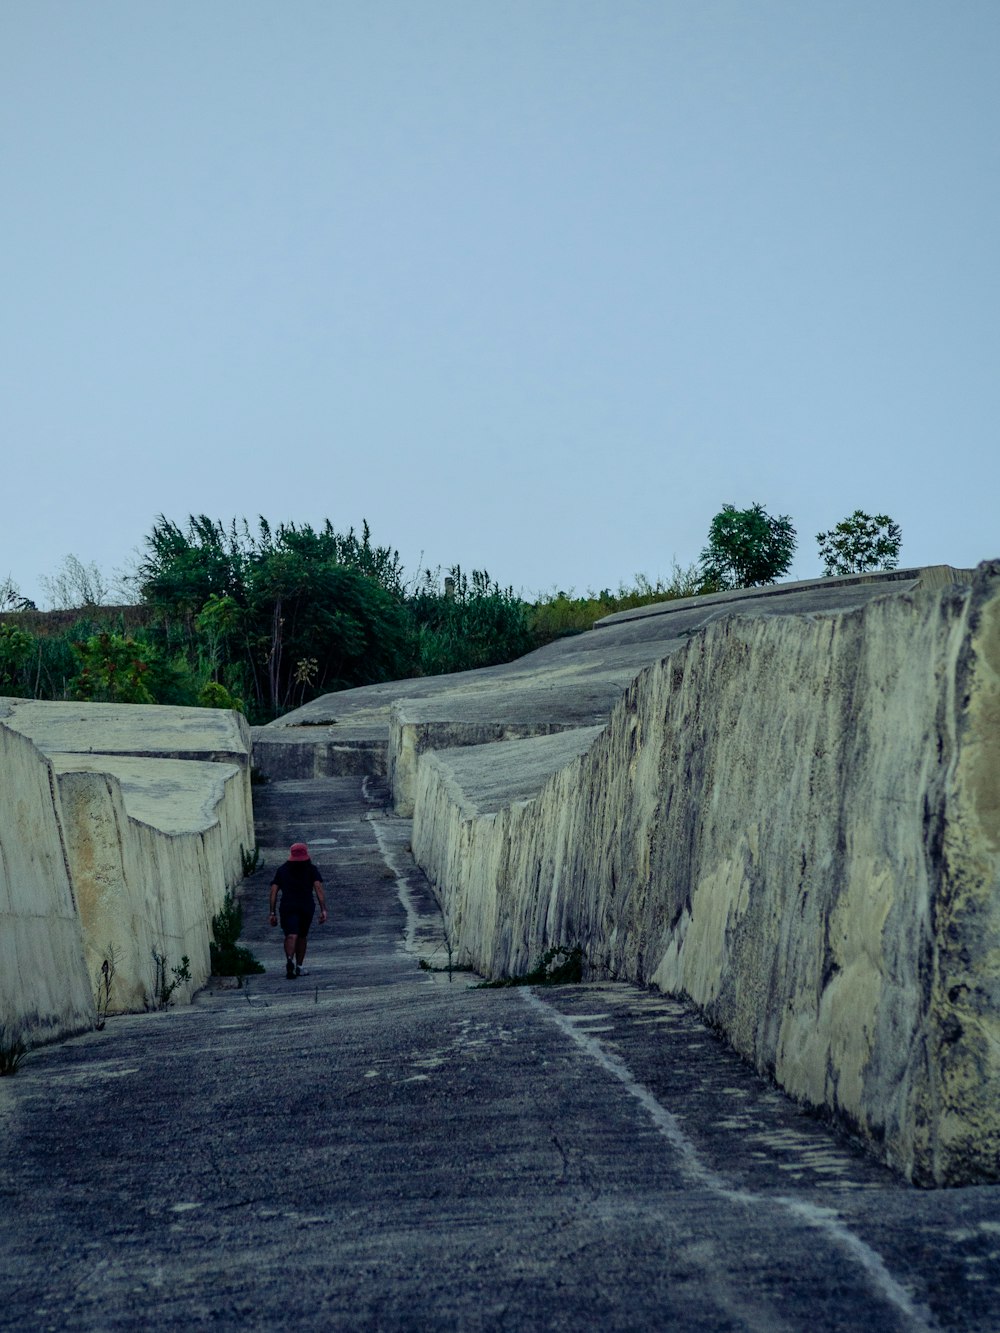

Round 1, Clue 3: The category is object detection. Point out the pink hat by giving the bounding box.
[289,843,309,861]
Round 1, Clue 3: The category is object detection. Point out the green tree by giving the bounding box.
[249,543,412,713]
[136,515,414,717]
[0,624,34,693]
[138,516,250,649]
[132,513,553,715]
[816,510,902,576]
[700,503,797,589]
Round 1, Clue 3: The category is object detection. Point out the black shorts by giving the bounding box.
[279,904,314,937]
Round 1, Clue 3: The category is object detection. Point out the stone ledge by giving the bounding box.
[1,701,254,1037]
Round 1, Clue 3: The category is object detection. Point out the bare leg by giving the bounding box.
[284,933,298,961]
[295,936,308,966]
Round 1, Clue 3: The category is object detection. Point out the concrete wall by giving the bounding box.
[0,698,255,844]
[250,730,388,781]
[1,703,255,1041]
[0,726,94,1044]
[409,564,1000,1185]
[50,758,251,1012]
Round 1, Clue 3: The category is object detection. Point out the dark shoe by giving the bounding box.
[286,958,296,980]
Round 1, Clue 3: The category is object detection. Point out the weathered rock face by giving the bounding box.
[410,565,1000,1185]
[0,701,254,1039]
[0,726,93,1043]
[50,757,251,1012]
[389,709,584,817]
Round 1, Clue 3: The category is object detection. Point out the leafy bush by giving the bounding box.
[0,1026,28,1075]
[198,680,245,713]
[210,890,265,980]
[71,632,157,704]
[477,945,584,988]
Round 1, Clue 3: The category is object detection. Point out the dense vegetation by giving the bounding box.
[0,503,901,721]
[0,514,705,721]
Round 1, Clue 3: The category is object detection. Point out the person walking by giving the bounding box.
[269,842,327,979]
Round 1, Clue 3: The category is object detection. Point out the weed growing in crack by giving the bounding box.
[149,950,192,1009]
[476,945,584,989]
[416,920,476,982]
[0,1026,28,1075]
[210,890,265,984]
[94,945,117,1029]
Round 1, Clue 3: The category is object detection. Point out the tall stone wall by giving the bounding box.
[0,726,94,1043]
[1,702,255,1043]
[409,564,1000,1185]
[51,759,250,1012]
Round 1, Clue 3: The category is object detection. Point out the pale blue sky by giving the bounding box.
[2,1,998,607]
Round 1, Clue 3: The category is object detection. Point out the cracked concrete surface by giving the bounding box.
[2,774,999,1330]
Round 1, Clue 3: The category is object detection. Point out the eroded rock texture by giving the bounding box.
[0,701,253,1041]
[410,564,1000,1185]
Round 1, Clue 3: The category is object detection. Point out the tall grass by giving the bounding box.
[528,564,714,645]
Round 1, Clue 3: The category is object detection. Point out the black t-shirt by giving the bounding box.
[272,860,323,911]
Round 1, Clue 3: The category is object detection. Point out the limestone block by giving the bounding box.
[389,703,592,817]
[1,700,255,1029]
[0,726,94,1043]
[50,757,251,1012]
[0,698,254,844]
[251,727,388,781]
[409,563,1000,1184]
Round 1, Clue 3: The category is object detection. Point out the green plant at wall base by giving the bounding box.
[94,946,117,1030]
[476,945,584,988]
[212,889,243,945]
[0,1026,28,1075]
[210,890,265,982]
[150,950,191,1009]
[240,844,261,878]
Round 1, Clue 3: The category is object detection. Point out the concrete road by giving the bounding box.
[2,776,999,1331]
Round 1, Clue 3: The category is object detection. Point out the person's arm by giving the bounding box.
[314,879,327,924]
[269,881,279,925]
